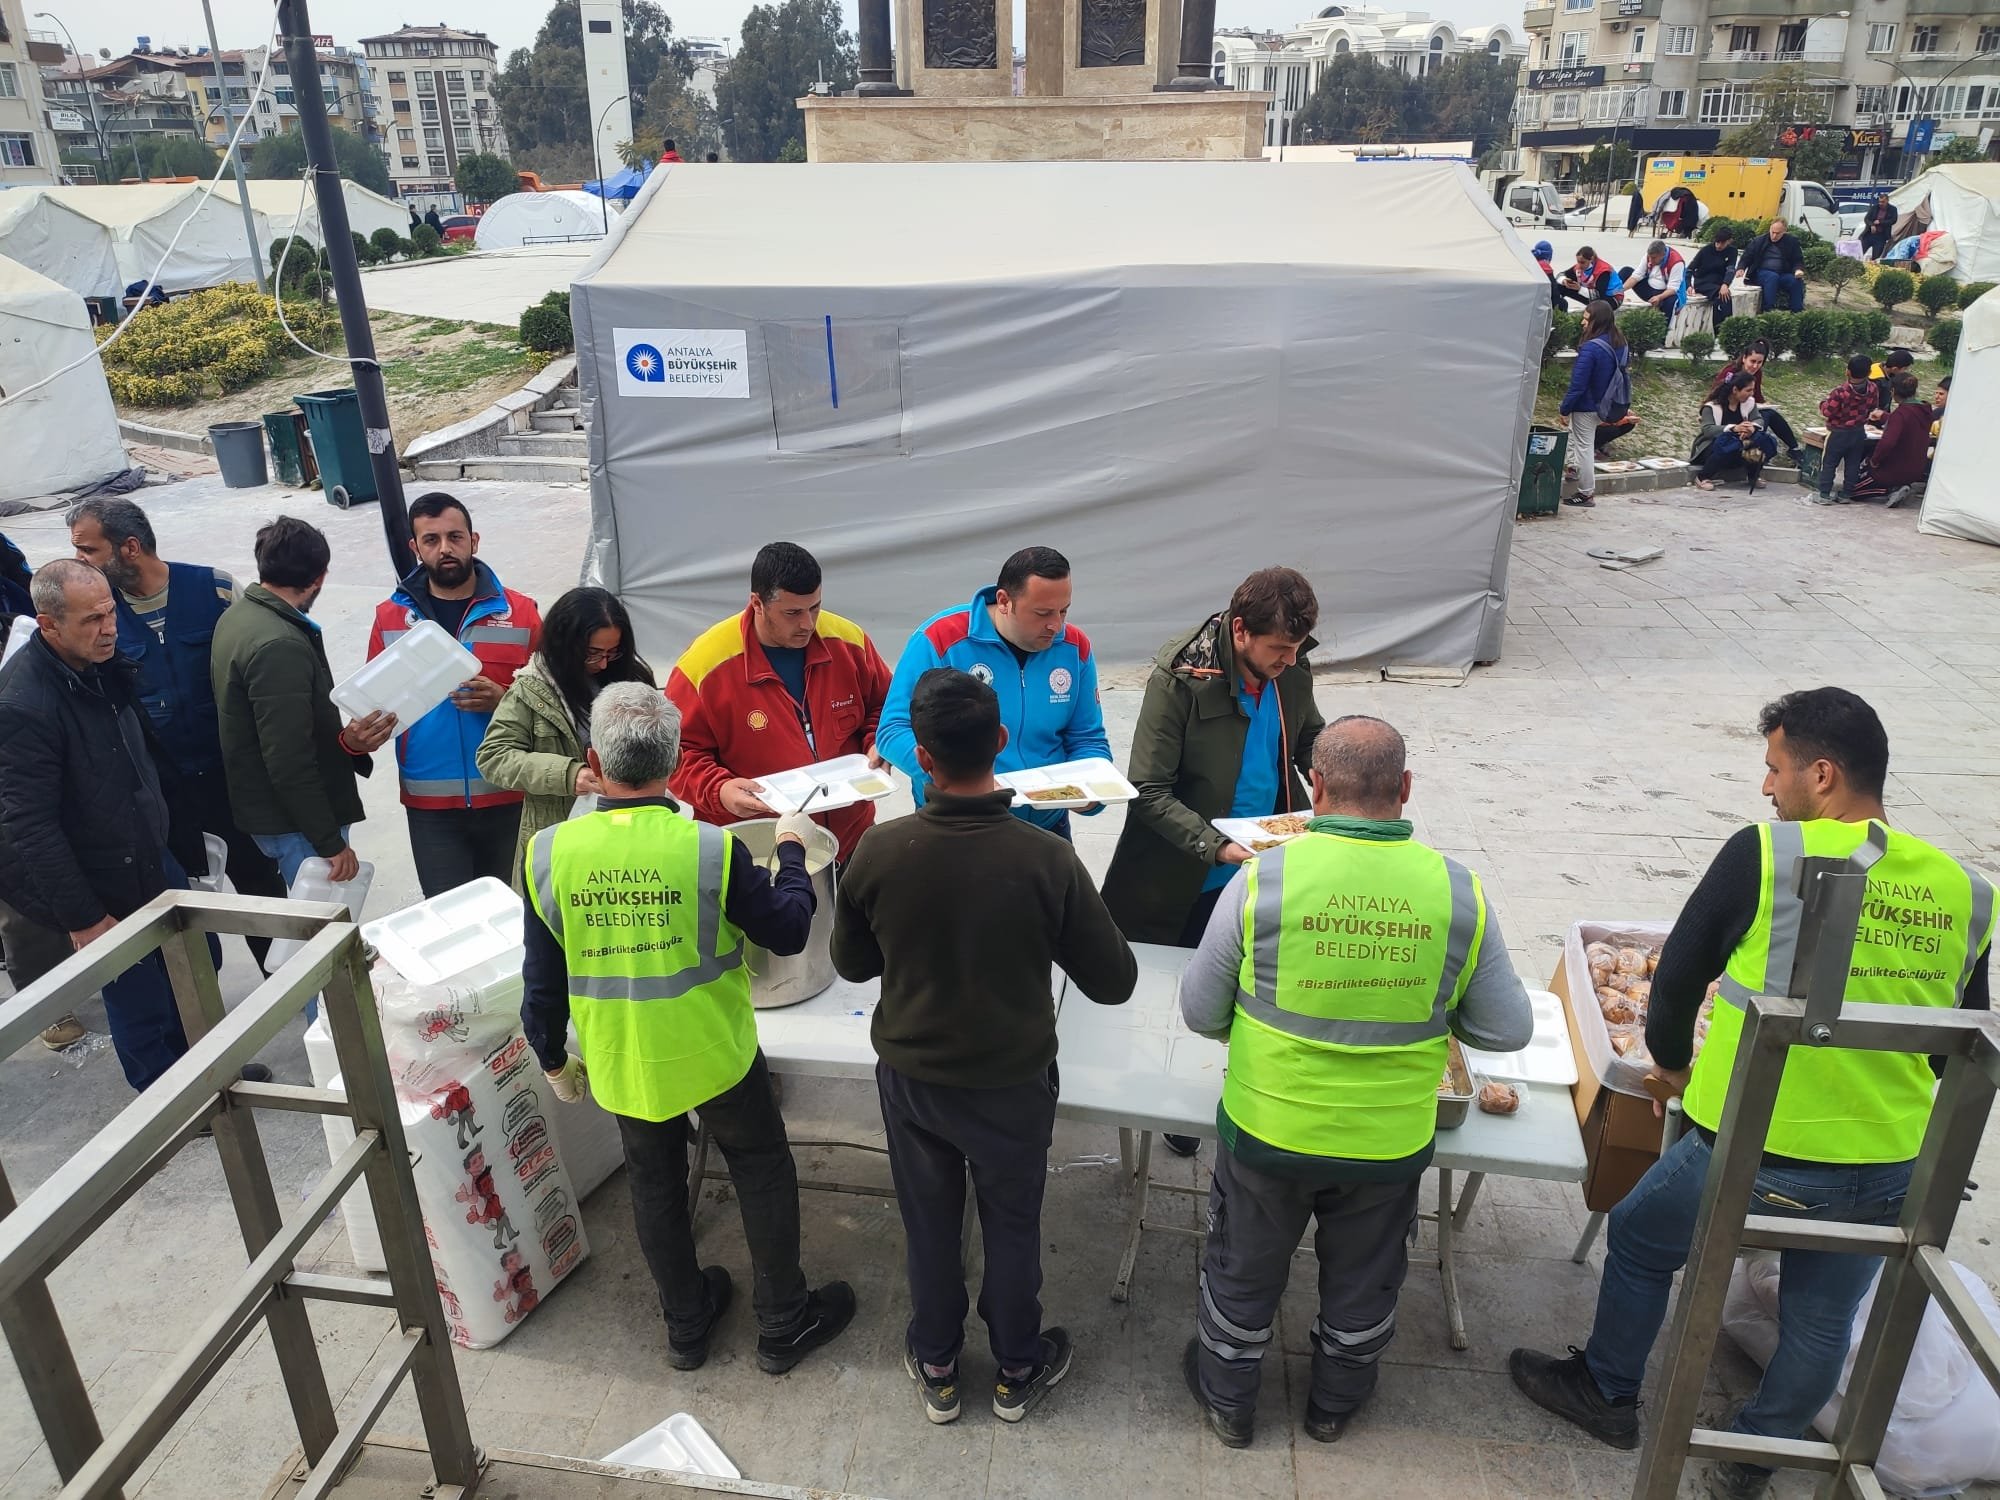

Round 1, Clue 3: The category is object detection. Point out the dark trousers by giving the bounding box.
[1194,1145,1422,1419]
[406,804,524,898]
[1820,427,1869,497]
[877,1059,1058,1371]
[164,764,285,971]
[616,1050,807,1340]
[1757,269,1806,313]
[1177,883,1228,949]
[1762,406,1799,452]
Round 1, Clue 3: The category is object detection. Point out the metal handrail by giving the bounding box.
[0,890,483,1500]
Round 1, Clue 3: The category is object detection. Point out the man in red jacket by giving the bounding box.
[667,542,893,858]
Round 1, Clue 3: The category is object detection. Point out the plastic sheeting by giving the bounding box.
[473,191,610,251]
[1889,165,2000,283]
[0,255,128,504]
[572,161,1545,668]
[1918,289,2000,548]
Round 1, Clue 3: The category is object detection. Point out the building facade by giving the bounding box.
[181,45,379,154]
[361,25,507,202]
[39,52,198,183]
[1516,0,2000,186]
[1215,7,1527,150]
[1,0,62,184]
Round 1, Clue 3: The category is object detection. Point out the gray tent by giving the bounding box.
[571,160,1547,668]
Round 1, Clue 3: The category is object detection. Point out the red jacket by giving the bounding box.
[666,606,893,856]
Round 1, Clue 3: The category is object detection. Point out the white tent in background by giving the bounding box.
[1918,291,2000,548]
[23,184,269,292]
[0,189,123,298]
[473,191,609,251]
[209,178,410,246]
[0,255,128,504]
[1888,165,2000,282]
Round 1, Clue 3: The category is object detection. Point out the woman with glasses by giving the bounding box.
[476,586,655,889]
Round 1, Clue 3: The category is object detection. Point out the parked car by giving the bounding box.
[439,215,479,244]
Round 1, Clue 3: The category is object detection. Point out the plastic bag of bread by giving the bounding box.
[1585,941,1618,966]
[1646,949,1660,976]
[1607,1026,1650,1061]
[1599,992,1643,1027]
[1616,946,1650,977]
[1477,1079,1521,1116]
[1624,979,1652,1007]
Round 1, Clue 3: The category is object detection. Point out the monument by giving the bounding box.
[799,0,1269,162]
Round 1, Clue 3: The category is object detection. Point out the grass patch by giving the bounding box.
[410,318,467,340]
[1536,355,1870,461]
[382,330,534,397]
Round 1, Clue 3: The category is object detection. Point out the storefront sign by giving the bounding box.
[1847,127,1885,150]
[1529,66,1605,90]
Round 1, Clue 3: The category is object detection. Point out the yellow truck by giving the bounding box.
[1639,156,1840,238]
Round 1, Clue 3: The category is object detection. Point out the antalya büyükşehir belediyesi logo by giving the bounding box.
[626,343,665,382]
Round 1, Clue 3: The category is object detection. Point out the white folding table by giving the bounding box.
[1054,943,1589,1349]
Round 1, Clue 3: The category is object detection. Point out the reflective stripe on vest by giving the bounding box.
[1223,834,1483,1161]
[1684,820,1998,1163]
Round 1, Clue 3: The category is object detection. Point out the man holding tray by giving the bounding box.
[667,542,893,857]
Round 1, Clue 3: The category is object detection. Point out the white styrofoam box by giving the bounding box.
[555,1024,624,1200]
[1563,919,1674,1099]
[1462,989,1577,1087]
[303,1018,389,1272]
[186,832,231,894]
[268,859,375,969]
[363,877,521,989]
[330,618,479,730]
[1,614,34,669]
[601,1414,738,1479]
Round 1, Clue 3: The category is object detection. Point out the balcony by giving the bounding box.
[1701,0,1806,17]
[1697,50,1846,82]
[1905,0,1985,14]
[1523,6,1556,31]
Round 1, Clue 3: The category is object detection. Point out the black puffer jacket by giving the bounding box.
[0,633,171,933]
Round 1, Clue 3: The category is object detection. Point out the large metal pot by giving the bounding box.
[725,818,839,1008]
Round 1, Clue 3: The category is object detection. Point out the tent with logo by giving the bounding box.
[473,190,609,251]
[568,160,1547,670]
[1918,288,2000,548]
[1889,165,2000,282]
[0,255,128,504]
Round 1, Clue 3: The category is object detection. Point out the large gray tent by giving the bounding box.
[571,160,1546,668]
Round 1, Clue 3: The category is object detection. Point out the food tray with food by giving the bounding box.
[1436,1037,1476,1131]
[755,754,896,815]
[1461,988,1576,1086]
[1213,812,1313,852]
[1561,919,1716,1098]
[996,757,1136,811]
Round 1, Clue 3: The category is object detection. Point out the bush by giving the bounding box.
[1930,318,1964,367]
[1958,280,1995,309]
[370,226,403,263]
[1916,276,1960,317]
[539,289,571,317]
[1793,309,1833,363]
[1823,254,1865,304]
[1802,242,1836,279]
[1756,310,1798,357]
[1546,310,1582,359]
[518,302,574,352]
[396,236,418,259]
[1822,310,1863,355]
[1678,328,1715,365]
[1871,267,1916,312]
[1617,306,1669,359]
[411,223,442,257]
[1862,310,1894,346]
[351,230,375,267]
[1717,316,1762,360]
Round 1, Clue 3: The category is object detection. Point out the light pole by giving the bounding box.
[34,12,105,183]
[1879,52,1992,178]
[200,2,268,290]
[591,92,627,233]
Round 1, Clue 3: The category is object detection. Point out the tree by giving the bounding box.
[495,0,693,159]
[1292,52,1416,144]
[455,152,518,204]
[1414,53,1517,155]
[637,69,722,161]
[716,0,856,162]
[249,125,392,196]
[1716,64,1837,158]
[1582,139,1635,186]
[1934,135,1987,165]
[1788,130,1844,185]
[136,135,221,179]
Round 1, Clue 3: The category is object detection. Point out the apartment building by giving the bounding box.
[39,51,198,182]
[0,0,61,183]
[179,45,379,152]
[1217,7,1528,149]
[361,25,507,202]
[1516,0,2000,184]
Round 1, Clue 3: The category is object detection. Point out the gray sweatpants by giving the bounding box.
[1194,1144,1423,1419]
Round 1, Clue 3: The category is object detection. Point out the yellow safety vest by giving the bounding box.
[1684,819,1996,1163]
[526,804,755,1123]
[1225,832,1485,1160]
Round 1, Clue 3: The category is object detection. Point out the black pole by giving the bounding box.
[1162,0,1220,89]
[277,0,414,581]
[854,0,903,95]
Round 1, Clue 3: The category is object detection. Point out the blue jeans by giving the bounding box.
[1585,1132,1912,1453]
[1756,269,1805,313]
[252,827,350,887]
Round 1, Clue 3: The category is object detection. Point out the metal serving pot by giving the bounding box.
[724,818,840,1008]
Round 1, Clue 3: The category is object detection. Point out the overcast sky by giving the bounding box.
[59,0,1522,67]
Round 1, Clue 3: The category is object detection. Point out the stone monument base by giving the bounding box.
[800,92,1269,163]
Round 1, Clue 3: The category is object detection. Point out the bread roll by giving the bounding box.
[1601,996,1641,1026]
[1616,947,1648,976]
[1478,1081,1520,1115]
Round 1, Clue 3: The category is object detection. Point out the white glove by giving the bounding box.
[545,1056,588,1104]
[774,810,815,848]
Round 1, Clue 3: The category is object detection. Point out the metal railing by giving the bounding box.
[0,891,483,1500]
[1637,828,2000,1500]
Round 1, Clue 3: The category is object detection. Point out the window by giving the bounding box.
[454,126,472,147]
[392,99,411,114]
[1981,26,2000,54]
[427,152,447,173]
[1911,26,1940,55]
[1563,0,1591,12]
[1728,26,1759,53]
[423,126,442,146]
[1856,84,1889,114]
[1517,92,1542,122]
[450,101,469,121]
[257,97,271,113]
[1631,26,1645,56]
[323,88,338,106]
[414,70,433,93]
[1539,36,1549,63]
[444,69,465,93]
[0,134,37,168]
[1937,83,1969,116]
[401,155,419,168]
[1549,92,1581,120]
[1866,24,1896,54]
[1664,26,1694,55]
[1587,89,1625,121]
[0,63,18,98]
[1510,186,1541,213]
[274,60,289,74]
[1560,30,1587,64]
[276,87,295,104]
[1658,87,1686,118]
[399,127,414,142]
[387,70,405,83]
[420,99,439,119]
[470,70,484,85]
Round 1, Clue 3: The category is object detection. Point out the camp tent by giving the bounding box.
[571,160,1545,669]
[0,188,124,298]
[0,256,128,504]
[208,178,409,247]
[473,191,608,251]
[0,184,269,294]
[1917,290,2000,548]
[1889,165,2000,282]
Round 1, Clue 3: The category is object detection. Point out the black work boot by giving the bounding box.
[1507,1346,1639,1450]
[1704,1460,1773,1500]
[666,1265,733,1370]
[1302,1398,1348,1443]
[756,1281,857,1374]
[1182,1338,1253,1449]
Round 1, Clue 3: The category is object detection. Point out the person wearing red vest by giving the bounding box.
[1628,239,1686,312]
[666,542,893,858]
[366,493,541,896]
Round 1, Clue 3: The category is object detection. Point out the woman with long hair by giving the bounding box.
[476,586,656,888]
[1691,371,1778,492]
[1705,338,1804,465]
[1558,300,1629,509]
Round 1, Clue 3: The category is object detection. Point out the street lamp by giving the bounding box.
[591,92,628,234]
[34,12,105,181]
[1878,52,1994,178]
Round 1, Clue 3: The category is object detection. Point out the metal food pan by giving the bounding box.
[1436,1037,1475,1131]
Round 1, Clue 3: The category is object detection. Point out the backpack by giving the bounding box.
[1595,341,1632,424]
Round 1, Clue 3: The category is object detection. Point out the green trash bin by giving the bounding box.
[1519,423,1568,518]
[294,388,378,510]
[263,410,308,488]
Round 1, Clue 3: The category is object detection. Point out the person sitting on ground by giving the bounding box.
[1533,240,1563,312]
[1691,372,1778,493]
[1557,247,1621,308]
[1706,340,1804,467]
[1850,373,1932,508]
[1624,239,1686,314]
[1930,375,1950,448]
[1688,225,1737,329]
[1556,300,1630,510]
[1738,217,1806,314]
[1868,348,1914,422]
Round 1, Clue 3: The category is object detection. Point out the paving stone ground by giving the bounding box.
[3,474,1998,1500]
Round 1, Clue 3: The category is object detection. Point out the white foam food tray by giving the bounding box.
[997,757,1136,811]
[1461,988,1577,1086]
[754,753,895,815]
[331,618,480,729]
[362,876,523,988]
[601,1414,738,1479]
[1213,813,1314,852]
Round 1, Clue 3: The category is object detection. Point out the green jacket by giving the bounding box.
[474,655,585,891]
[210,583,368,857]
[1101,613,1325,945]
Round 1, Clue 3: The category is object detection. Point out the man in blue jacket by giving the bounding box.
[877,547,1110,841]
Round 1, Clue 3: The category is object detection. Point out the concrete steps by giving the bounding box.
[412,454,587,484]
[496,431,587,458]
[530,407,581,433]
